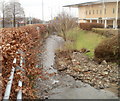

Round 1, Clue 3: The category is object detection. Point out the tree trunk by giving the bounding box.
[2,3,5,28]
[13,3,16,27]
[2,9,5,28]
[62,29,66,41]
[118,30,120,67]
[13,14,16,27]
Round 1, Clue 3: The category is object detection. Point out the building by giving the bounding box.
[64,0,120,29]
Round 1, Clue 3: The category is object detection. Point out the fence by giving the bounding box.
[3,50,25,100]
[2,24,47,99]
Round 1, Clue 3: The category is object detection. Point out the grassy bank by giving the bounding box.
[59,28,106,57]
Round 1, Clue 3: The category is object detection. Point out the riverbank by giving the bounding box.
[55,50,119,96]
[58,28,106,57]
[35,35,118,99]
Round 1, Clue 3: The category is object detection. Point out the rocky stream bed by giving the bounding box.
[35,35,119,99]
[55,50,119,96]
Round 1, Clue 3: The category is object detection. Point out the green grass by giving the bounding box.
[60,27,106,57]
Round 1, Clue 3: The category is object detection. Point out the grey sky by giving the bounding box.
[4,0,96,21]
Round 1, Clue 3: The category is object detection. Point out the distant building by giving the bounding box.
[64,0,120,29]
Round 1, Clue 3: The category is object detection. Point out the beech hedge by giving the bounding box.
[94,35,120,63]
[80,23,104,31]
[1,24,47,99]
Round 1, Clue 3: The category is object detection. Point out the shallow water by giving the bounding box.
[42,35,64,74]
[38,35,118,99]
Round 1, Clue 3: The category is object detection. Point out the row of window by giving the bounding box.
[86,8,115,15]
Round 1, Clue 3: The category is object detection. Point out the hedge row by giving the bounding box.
[94,34,120,63]
[92,28,118,37]
[80,23,104,31]
[1,24,47,99]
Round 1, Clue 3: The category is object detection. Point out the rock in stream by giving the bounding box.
[35,35,118,99]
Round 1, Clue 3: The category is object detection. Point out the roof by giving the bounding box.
[63,0,120,7]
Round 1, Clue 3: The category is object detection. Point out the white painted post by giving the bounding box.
[3,58,16,100]
[17,56,23,100]
[90,19,92,23]
[3,50,25,100]
[115,0,118,29]
[113,20,116,29]
[97,19,99,23]
[104,20,107,28]
[17,81,22,100]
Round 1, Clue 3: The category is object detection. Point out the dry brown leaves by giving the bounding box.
[1,24,47,99]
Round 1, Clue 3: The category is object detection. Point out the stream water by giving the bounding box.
[36,35,118,99]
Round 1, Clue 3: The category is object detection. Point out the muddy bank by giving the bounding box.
[55,50,119,96]
[35,35,118,99]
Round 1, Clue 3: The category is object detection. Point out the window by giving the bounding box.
[119,8,120,13]
[89,10,91,15]
[86,10,88,15]
[93,10,94,14]
[104,8,106,14]
[113,8,115,14]
[100,9,102,14]
[96,10,98,14]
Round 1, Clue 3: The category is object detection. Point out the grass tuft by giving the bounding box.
[59,27,106,57]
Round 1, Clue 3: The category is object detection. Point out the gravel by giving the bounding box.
[55,51,119,96]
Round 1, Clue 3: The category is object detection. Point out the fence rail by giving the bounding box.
[3,50,25,100]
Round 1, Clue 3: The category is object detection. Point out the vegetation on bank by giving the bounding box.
[80,23,104,31]
[2,24,47,99]
[94,35,120,63]
[50,12,119,63]
[92,28,118,37]
[59,27,106,57]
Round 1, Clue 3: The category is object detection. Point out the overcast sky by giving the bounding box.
[4,0,96,21]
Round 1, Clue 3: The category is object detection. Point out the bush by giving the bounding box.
[49,12,77,41]
[92,28,118,37]
[94,35,120,63]
[80,23,104,31]
[1,24,47,99]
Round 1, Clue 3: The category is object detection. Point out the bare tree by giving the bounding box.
[49,12,77,41]
[32,18,42,24]
[4,0,25,27]
[0,0,5,28]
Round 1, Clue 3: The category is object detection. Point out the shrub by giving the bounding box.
[94,35,120,63]
[80,23,104,31]
[92,28,118,37]
[49,12,77,41]
[1,24,47,99]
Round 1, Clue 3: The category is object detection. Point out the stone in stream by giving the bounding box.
[36,35,119,99]
[48,83,118,99]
